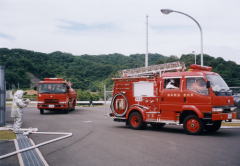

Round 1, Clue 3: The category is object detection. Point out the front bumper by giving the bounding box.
[37,103,68,110]
[109,113,126,122]
[212,112,237,121]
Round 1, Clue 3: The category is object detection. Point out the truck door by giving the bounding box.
[160,77,183,121]
[184,76,211,110]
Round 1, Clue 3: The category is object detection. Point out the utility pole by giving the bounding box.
[0,66,6,126]
[145,15,149,67]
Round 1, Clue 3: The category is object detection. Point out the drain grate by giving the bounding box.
[17,134,46,166]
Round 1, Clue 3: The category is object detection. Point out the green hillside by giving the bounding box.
[0,48,240,92]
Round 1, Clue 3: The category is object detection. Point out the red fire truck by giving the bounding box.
[37,78,77,114]
[110,62,237,135]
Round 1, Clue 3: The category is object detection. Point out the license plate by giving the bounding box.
[228,113,232,119]
[48,105,54,108]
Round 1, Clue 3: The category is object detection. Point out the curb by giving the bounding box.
[221,126,240,128]
[221,120,240,128]
[231,119,240,123]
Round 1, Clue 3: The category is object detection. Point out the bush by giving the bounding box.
[76,89,100,101]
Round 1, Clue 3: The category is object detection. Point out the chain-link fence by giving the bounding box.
[230,87,240,119]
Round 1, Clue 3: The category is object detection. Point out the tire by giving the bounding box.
[183,115,203,135]
[128,112,146,130]
[64,109,70,114]
[40,109,44,114]
[72,106,75,111]
[205,121,222,132]
[151,123,166,129]
[64,103,70,114]
[72,100,76,111]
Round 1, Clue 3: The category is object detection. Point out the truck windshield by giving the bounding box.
[38,83,67,94]
[206,74,229,92]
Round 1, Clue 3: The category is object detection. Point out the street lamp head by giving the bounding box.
[160,9,174,15]
[160,9,204,66]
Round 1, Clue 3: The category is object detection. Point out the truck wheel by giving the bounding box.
[151,123,165,129]
[128,112,145,130]
[72,100,76,111]
[64,109,70,114]
[40,109,44,114]
[183,115,203,135]
[64,103,70,114]
[205,121,222,132]
[72,106,75,111]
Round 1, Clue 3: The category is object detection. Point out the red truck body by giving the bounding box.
[37,78,77,114]
[110,62,237,134]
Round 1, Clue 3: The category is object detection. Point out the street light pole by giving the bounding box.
[192,51,196,64]
[160,9,204,66]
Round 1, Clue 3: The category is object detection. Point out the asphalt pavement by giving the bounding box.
[1,105,240,166]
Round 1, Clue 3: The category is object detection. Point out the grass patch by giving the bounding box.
[0,130,16,140]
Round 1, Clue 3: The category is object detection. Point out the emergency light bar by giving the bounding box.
[120,61,186,78]
[189,64,212,71]
[44,78,64,81]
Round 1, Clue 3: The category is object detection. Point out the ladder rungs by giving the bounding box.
[120,61,185,78]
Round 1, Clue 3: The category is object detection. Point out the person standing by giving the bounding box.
[89,97,93,107]
[166,79,178,89]
[11,90,30,133]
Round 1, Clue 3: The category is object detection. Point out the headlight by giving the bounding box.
[212,107,223,112]
[59,101,67,104]
[230,107,237,111]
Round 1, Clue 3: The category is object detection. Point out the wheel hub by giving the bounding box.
[131,116,140,127]
[187,119,200,132]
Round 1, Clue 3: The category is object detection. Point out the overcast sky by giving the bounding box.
[0,0,240,64]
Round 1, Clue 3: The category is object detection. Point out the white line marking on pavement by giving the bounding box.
[104,114,110,117]
[14,139,24,166]
[29,138,49,166]
[82,121,92,123]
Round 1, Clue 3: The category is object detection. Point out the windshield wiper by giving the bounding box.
[39,91,51,94]
[219,89,226,92]
[215,89,231,93]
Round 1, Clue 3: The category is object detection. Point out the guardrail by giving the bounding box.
[6,101,111,105]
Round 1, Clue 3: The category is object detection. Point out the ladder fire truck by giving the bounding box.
[110,62,237,135]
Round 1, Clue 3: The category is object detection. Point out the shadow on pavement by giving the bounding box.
[40,108,86,115]
[113,125,239,137]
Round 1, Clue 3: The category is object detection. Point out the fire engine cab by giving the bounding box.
[37,78,77,114]
[110,62,237,135]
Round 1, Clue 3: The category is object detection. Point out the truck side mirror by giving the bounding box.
[206,81,211,88]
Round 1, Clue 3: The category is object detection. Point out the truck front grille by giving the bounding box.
[44,99,59,103]
[222,109,231,113]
